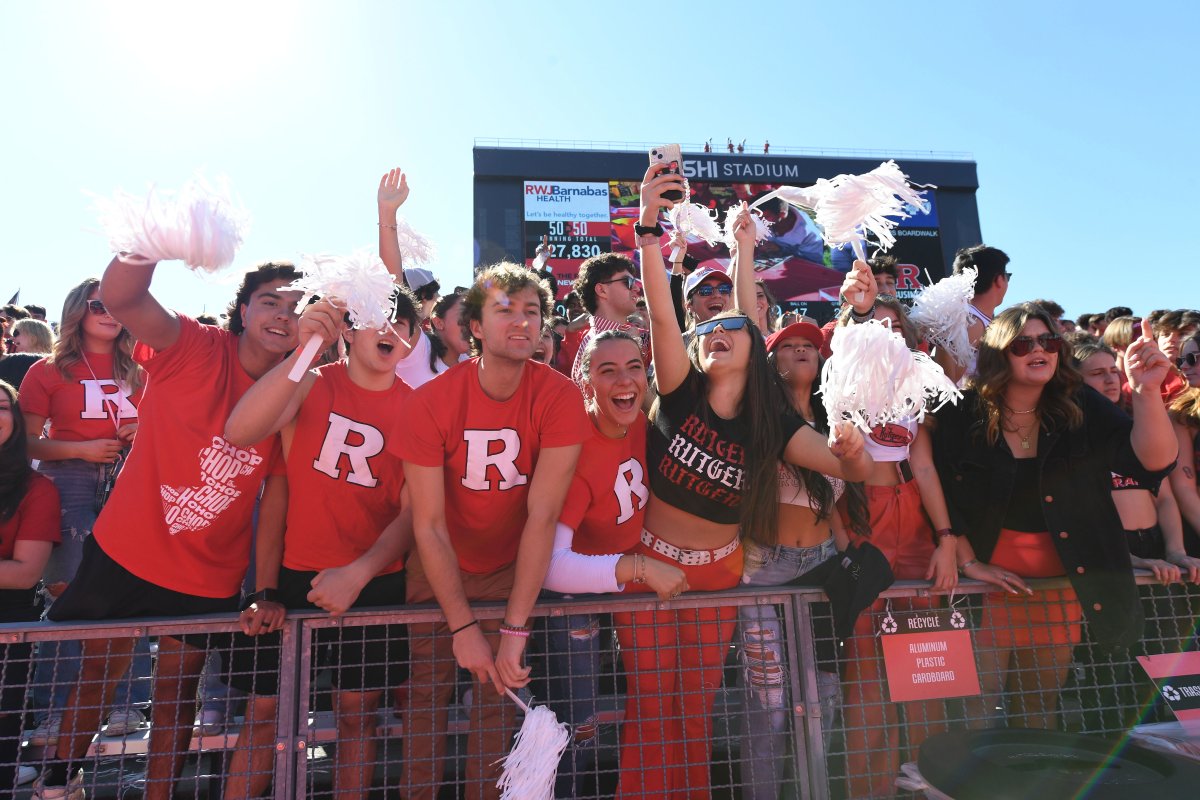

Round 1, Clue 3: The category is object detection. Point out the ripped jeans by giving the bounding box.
[33,459,152,714]
[738,538,841,800]
[539,590,603,798]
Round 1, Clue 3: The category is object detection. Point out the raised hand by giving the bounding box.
[1126,317,1171,393]
[839,260,877,315]
[377,167,410,212]
[639,163,685,225]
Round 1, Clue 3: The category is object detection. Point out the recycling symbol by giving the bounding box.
[1162,685,1182,703]
[880,615,898,634]
[949,611,967,629]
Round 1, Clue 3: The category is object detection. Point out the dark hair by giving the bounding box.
[389,285,422,336]
[1152,309,1194,338]
[952,245,1009,297]
[572,254,636,315]
[24,304,46,318]
[225,262,302,335]
[1104,306,1133,323]
[1075,313,1095,330]
[664,311,783,545]
[973,303,1083,444]
[1032,299,1065,320]
[413,279,441,303]
[195,314,220,326]
[0,381,33,521]
[428,288,466,370]
[868,253,899,281]
[462,263,553,357]
[0,304,29,321]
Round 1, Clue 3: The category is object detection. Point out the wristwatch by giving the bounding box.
[247,588,280,604]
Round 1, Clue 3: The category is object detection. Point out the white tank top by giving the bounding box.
[863,418,916,462]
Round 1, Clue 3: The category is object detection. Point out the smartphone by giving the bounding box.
[649,144,684,202]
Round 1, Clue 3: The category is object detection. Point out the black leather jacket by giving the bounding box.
[931,386,1172,648]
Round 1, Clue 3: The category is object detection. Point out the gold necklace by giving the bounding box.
[1003,416,1039,451]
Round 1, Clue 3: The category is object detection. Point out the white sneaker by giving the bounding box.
[195,708,225,736]
[27,714,62,746]
[31,768,84,799]
[17,765,38,785]
[103,708,147,737]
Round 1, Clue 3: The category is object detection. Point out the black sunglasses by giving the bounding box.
[87,300,110,316]
[1176,353,1200,369]
[1008,332,1062,357]
[694,316,751,337]
[600,275,639,290]
[693,283,733,298]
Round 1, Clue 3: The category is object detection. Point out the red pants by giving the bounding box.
[614,535,742,800]
[843,479,943,798]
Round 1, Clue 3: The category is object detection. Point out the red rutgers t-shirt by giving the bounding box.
[394,358,589,574]
[19,353,142,441]
[558,416,648,556]
[0,474,61,560]
[282,361,409,575]
[92,316,282,598]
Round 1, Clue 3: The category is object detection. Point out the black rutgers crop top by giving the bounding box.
[647,369,803,524]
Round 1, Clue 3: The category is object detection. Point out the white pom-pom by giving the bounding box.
[908,267,978,366]
[496,690,570,800]
[819,319,961,433]
[721,204,772,248]
[94,176,250,271]
[668,202,723,246]
[394,217,436,265]
[751,161,931,254]
[288,248,397,331]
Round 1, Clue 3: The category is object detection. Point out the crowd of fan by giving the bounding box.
[1,163,1199,800]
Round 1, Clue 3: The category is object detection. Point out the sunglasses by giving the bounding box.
[1176,353,1200,369]
[87,300,110,316]
[1004,272,1013,280]
[693,283,733,298]
[601,275,639,291]
[1008,332,1063,357]
[694,316,751,337]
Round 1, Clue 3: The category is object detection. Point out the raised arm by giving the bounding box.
[495,443,582,688]
[100,256,180,351]
[1126,318,1179,472]
[637,163,690,394]
[224,299,344,446]
[727,204,757,315]
[377,167,410,285]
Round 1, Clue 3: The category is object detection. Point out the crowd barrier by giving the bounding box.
[0,572,1195,799]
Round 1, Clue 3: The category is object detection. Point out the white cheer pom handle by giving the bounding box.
[395,217,436,265]
[284,248,399,381]
[496,689,571,800]
[908,267,978,367]
[819,319,961,435]
[95,176,250,271]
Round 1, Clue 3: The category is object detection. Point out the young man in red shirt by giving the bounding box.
[395,263,589,800]
[220,289,419,800]
[35,254,302,800]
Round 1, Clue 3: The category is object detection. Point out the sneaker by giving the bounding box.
[31,768,84,800]
[195,708,225,736]
[103,708,147,737]
[17,765,38,786]
[27,714,62,746]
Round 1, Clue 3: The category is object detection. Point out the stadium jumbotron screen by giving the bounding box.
[474,143,982,321]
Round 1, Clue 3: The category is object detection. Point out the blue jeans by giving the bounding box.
[33,459,152,713]
[738,538,841,800]
[539,590,603,798]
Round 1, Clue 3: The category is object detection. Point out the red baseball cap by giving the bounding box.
[765,321,825,354]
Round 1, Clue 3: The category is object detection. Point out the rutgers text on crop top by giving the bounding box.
[864,417,916,463]
[647,368,802,524]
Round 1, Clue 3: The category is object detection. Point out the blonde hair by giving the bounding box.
[972,303,1083,445]
[50,278,144,392]
[11,319,54,354]
[1102,316,1137,354]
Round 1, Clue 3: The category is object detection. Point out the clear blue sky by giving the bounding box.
[2,1,1197,322]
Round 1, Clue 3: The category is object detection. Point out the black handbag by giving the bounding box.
[788,540,895,639]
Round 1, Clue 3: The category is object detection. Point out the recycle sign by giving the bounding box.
[1162,685,1182,703]
[880,614,898,634]
[950,611,967,629]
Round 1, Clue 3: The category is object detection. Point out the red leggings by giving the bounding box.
[614,537,742,800]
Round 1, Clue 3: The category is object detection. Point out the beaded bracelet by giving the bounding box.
[499,623,530,638]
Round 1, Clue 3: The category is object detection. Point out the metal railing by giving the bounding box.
[473,137,975,162]
[1,572,1194,798]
